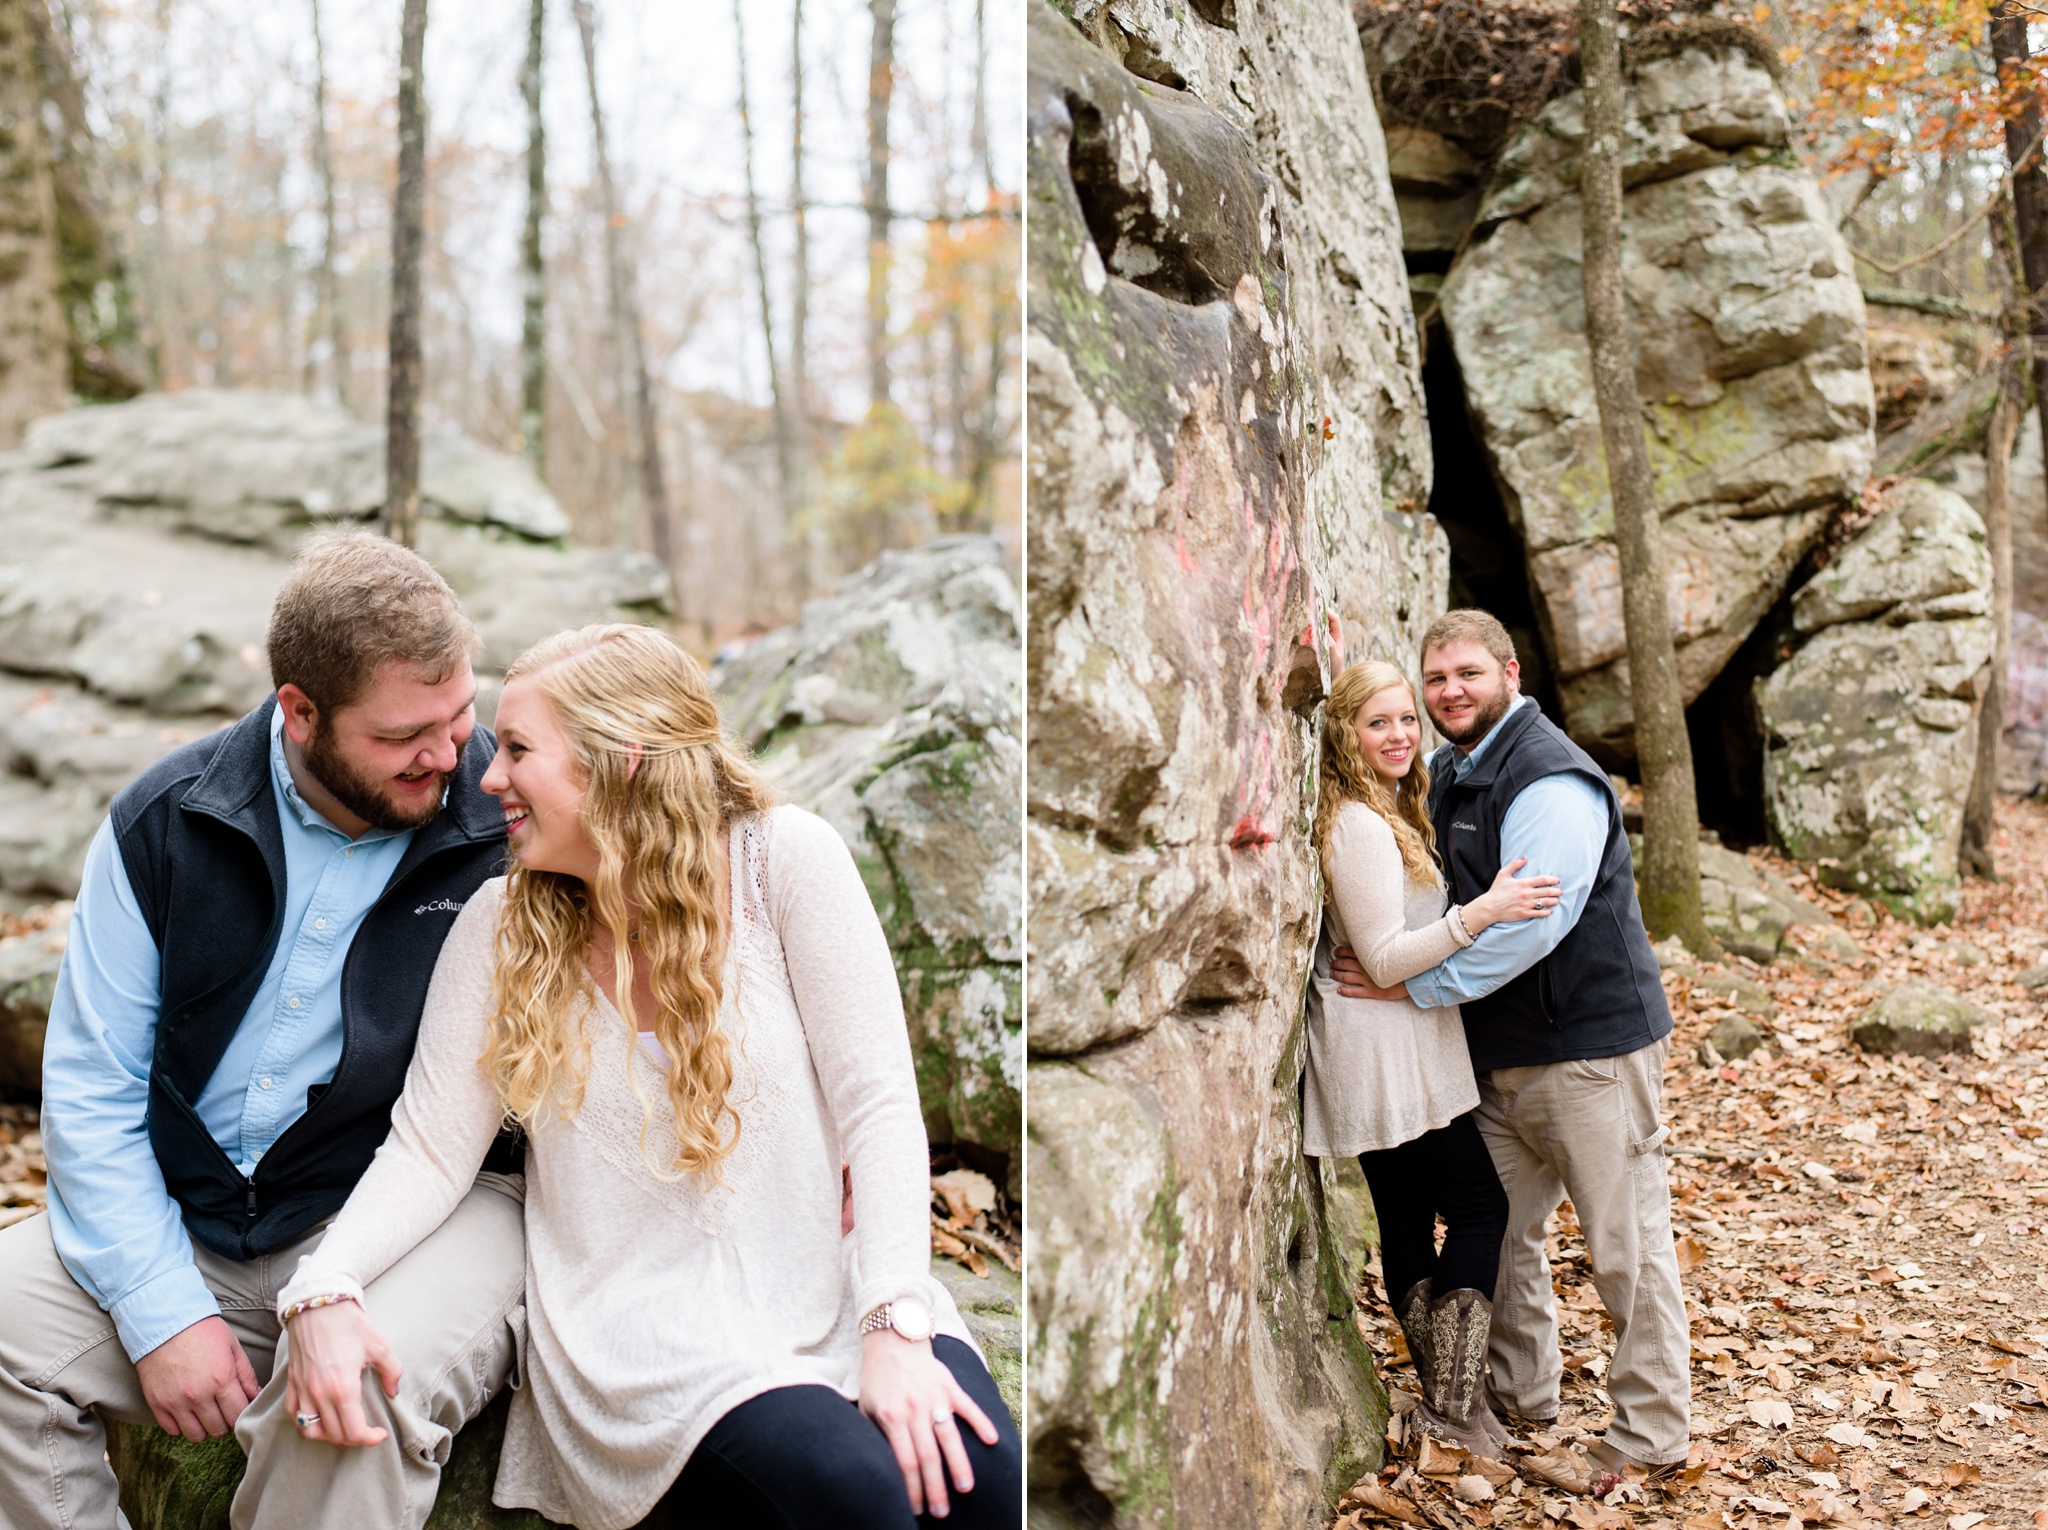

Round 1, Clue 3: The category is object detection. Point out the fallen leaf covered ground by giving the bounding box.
[1337,797,2048,1530]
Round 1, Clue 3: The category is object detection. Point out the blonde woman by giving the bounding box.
[273,625,1019,1529]
[1306,661,1556,1459]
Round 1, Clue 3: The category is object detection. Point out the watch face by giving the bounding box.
[891,1297,933,1343]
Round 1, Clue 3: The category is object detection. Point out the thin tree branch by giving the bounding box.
[1847,128,2043,278]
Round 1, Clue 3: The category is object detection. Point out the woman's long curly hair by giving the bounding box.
[480,624,776,1179]
[1315,660,1441,887]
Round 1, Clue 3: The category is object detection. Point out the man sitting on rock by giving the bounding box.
[1333,608,1688,1484]
[0,533,523,1529]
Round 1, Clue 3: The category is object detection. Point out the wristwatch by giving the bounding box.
[861,1296,934,1343]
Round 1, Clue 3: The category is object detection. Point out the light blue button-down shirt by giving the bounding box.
[42,709,414,1360]
[1404,696,1611,1010]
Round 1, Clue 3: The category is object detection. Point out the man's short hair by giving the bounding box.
[1420,608,1517,673]
[267,532,480,713]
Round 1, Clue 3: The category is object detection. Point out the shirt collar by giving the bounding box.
[268,706,406,844]
[1453,694,1533,782]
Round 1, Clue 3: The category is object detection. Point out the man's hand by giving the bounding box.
[135,1315,261,1442]
[1331,945,1409,1002]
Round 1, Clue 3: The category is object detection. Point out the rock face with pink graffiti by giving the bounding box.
[1025,0,1442,1522]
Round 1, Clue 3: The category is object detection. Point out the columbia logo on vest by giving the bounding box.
[1452,820,1480,831]
[414,898,465,915]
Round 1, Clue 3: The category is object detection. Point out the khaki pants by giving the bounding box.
[0,1175,524,1530]
[1473,1037,1691,1464]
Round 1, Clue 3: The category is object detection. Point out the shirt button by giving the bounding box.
[314,917,327,930]
[288,996,301,1010]
[345,847,354,858]
[259,1077,273,1090]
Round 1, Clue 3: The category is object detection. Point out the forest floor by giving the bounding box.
[1339,796,2048,1530]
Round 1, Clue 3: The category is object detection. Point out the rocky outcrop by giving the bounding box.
[1761,480,1995,924]
[1439,37,1875,761]
[1850,982,1992,1058]
[713,537,1022,1194]
[0,390,668,903]
[1028,0,1437,1519]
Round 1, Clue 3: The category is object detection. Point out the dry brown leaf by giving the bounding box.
[1941,1462,1981,1487]
[1352,1481,1427,1525]
[1417,1436,1472,1477]
[1674,1235,1708,1273]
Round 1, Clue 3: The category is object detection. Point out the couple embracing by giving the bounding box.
[1306,609,1690,1482]
[0,534,1021,1529]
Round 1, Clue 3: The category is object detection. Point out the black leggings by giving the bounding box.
[639,1336,1021,1529]
[1357,1112,1510,1307]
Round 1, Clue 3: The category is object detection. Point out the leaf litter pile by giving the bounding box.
[1334,798,2048,1530]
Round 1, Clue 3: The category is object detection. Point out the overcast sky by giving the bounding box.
[73,0,1022,422]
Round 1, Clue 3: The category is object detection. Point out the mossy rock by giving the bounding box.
[1695,972,1776,1019]
[1850,982,1992,1058]
[1708,1013,1765,1061]
[106,1391,558,1530]
[936,1258,1024,1421]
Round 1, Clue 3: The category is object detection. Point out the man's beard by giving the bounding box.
[303,723,463,832]
[1435,684,1516,747]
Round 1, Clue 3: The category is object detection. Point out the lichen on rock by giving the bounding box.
[1762,481,1994,925]
[1438,36,1875,762]
[1027,0,1436,1519]
[713,536,1022,1193]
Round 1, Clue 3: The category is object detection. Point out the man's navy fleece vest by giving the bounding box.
[1426,701,1671,1072]
[109,697,512,1261]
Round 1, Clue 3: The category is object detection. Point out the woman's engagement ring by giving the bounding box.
[294,1411,320,1429]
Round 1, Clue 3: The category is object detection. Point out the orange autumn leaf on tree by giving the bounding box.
[1793,0,2048,172]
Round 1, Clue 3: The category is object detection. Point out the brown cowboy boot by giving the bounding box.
[1395,1278,1435,1400]
[1415,1287,1509,1460]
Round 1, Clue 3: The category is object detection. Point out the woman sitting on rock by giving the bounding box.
[1305,660,1555,1459]
[273,624,1020,1529]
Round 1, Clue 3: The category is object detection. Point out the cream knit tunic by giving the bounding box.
[1302,802,1480,1158]
[277,805,968,1530]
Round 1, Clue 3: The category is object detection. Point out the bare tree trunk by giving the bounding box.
[789,0,818,589]
[1991,5,2048,470]
[519,0,546,478]
[1965,359,2021,877]
[1577,0,1713,953]
[143,0,172,385]
[382,0,428,547]
[734,0,796,605]
[29,0,141,401]
[1965,196,2029,877]
[0,0,69,445]
[306,0,344,404]
[864,0,895,412]
[571,0,672,572]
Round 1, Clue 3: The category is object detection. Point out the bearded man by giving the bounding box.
[0,534,523,1528]
[1334,608,1688,1483]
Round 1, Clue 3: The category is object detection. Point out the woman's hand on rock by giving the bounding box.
[1462,857,1562,932]
[282,1298,403,1448]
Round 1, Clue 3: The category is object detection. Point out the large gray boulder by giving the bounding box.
[1761,480,1995,924]
[1028,0,1428,1519]
[1850,982,1992,1058]
[713,537,1022,1195]
[0,391,668,901]
[1439,35,1875,760]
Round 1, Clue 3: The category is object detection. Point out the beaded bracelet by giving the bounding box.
[1450,904,1474,944]
[279,1292,356,1325]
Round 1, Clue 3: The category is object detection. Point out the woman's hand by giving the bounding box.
[282,1299,404,1448]
[1330,945,1409,1001]
[859,1330,1000,1518]
[1459,857,1562,934]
